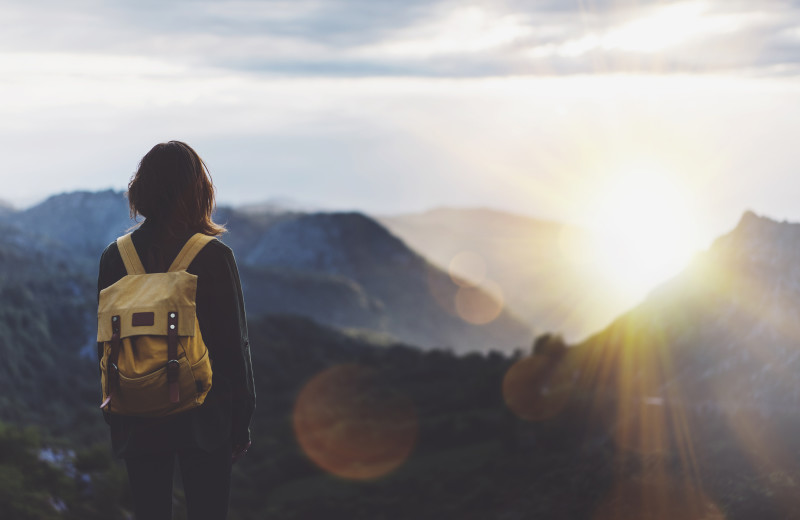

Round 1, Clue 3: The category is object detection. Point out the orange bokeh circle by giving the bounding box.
[454,280,505,325]
[293,364,418,480]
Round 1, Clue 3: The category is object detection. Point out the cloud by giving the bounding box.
[1,0,798,77]
[1,0,799,251]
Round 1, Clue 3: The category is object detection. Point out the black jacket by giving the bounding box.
[97,219,255,458]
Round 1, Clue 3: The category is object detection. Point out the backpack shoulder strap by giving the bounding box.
[116,233,146,275]
[168,233,217,272]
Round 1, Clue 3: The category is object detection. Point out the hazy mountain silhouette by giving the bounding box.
[235,197,324,214]
[11,190,133,263]
[0,191,532,352]
[378,207,623,342]
[220,208,533,352]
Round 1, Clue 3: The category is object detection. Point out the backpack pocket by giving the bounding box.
[112,357,198,417]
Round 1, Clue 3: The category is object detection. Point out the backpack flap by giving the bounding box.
[97,271,198,342]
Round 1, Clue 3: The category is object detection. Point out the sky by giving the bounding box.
[2,0,800,252]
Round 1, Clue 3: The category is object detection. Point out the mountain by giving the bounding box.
[234,197,323,214]
[13,190,133,253]
[471,210,800,519]
[0,191,533,352]
[512,209,800,476]
[4,190,134,273]
[573,210,800,410]
[221,209,532,352]
[377,207,620,342]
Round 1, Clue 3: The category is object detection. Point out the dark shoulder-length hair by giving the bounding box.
[127,140,225,236]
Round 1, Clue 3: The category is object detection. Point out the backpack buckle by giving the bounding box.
[166,359,180,379]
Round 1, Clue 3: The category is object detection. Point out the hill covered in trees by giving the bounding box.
[6,311,800,519]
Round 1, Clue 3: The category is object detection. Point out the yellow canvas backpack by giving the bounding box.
[97,232,215,417]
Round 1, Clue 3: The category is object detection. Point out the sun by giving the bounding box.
[583,163,701,305]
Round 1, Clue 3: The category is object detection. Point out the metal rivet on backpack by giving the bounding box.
[112,316,118,321]
[170,313,176,318]
[170,324,176,330]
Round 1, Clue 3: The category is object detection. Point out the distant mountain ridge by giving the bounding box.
[377,207,624,342]
[231,211,531,351]
[0,190,532,352]
[11,190,133,259]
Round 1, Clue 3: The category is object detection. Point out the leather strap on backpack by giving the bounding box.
[167,311,180,403]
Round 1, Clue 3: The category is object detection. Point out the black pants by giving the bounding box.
[125,441,232,520]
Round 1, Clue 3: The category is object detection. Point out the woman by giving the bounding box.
[97,141,256,520]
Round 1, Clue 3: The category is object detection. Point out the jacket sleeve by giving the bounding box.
[97,243,125,425]
[194,242,256,448]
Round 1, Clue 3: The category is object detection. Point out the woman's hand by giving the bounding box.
[232,441,251,464]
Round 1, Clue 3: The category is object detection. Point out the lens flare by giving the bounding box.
[613,399,669,455]
[292,364,418,480]
[455,279,504,325]
[448,251,487,288]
